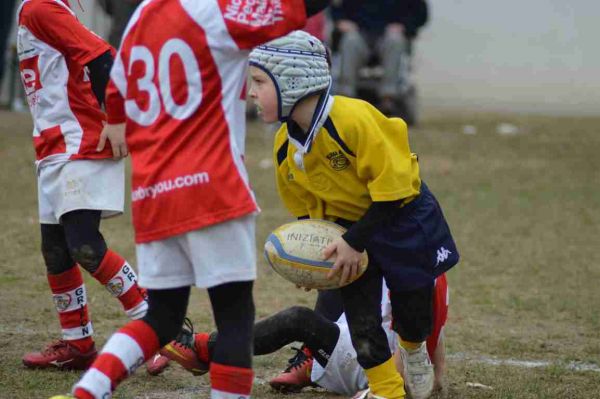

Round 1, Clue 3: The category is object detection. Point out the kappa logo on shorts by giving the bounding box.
[53,293,72,312]
[106,276,125,296]
[326,151,350,171]
[435,247,452,267]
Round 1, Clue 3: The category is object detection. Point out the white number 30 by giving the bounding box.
[125,39,202,126]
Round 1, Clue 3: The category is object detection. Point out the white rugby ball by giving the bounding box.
[264,219,368,290]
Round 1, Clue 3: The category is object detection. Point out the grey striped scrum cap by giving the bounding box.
[249,30,331,121]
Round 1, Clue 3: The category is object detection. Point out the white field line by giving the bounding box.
[449,352,600,373]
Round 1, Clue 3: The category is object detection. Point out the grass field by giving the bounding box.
[1,110,599,398]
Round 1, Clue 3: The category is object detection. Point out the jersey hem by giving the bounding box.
[369,188,420,203]
[134,202,258,244]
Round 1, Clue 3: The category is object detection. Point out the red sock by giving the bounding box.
[92,250,148,319]
[210,362,253,398]
[47,266,94,352]
[74,320,159,398]
[194,332,211,363]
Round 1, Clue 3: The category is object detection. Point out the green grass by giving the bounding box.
[1,110,599,398]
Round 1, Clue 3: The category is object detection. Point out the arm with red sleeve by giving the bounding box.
[104,53,127,125]
[22,0,113,67]
[217,0,330,49]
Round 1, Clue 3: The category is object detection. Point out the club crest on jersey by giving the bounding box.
[53,293,72,312]
[326,151,350,171]
[106,276,125,297]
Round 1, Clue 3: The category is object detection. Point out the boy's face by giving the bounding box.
[248,66,278,123]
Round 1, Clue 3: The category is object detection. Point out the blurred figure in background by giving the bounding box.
[304,11,327,41]
[0,0,17,99]
[331,0,428,124]
[97,0,141,47]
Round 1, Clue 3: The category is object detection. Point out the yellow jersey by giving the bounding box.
[273,95,421,222]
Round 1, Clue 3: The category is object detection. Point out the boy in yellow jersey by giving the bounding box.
[248,31,459,399]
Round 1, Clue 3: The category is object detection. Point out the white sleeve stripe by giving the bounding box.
[110,54,127,98]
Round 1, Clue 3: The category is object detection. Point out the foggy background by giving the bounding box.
[414,0,599,115]
[3,0,598,116]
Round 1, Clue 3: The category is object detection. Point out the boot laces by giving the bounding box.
[173,317,195,349]
[284,347,310,373]
[42,340,69,355]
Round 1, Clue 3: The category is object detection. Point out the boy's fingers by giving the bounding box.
[339,265,351,286]
[97,133,107,151]
[112,142,121,160]
[323,244,336,260]
[120,143,129,158]
[327,262,341,279]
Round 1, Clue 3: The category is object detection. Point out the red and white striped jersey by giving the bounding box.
[106,0,307,243]
[16,0,114,166]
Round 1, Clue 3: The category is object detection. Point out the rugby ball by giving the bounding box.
[264,219,368,290]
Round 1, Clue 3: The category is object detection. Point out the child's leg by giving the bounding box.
[163,306,340,393]
[341,266,405,399]
[314,288,344,321]
[73,287,190,399]
[22,223,96,369]
[432,332,446,390]
[391,284,434,347]
[208,281,255,399]
[61,210,148,319]
[391,283,435,399]
[254,306,340,367]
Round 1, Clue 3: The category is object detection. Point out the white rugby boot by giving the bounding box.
[400,343,434,399]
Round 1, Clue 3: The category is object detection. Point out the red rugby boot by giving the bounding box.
[22,340,97,370]
[159,318,209,376]
[146,353,170,375]
[269,346,316,393]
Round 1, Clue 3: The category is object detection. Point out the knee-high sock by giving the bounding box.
[92,250,148,319]
[48,266,94,352]
[210,362,253,399]
[73,320,159,399]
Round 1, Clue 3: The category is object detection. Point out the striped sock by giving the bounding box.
[92,250,148,320]
[48,266,93,352]
[210,362,253,399]
[74,320,159,399]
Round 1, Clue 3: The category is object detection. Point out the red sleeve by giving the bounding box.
[105,79,126,124]
[22,0,113,66]
[217,0,307,49]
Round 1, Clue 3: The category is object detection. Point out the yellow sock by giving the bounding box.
[399,338,423,351]
[364,357,406,399]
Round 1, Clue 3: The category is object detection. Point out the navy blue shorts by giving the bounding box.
[366,182,459,292]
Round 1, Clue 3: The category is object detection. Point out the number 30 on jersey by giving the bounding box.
[126,39,202,126]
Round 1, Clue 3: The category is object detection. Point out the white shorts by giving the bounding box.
[311,321,368,396]
[136,214,257,289]
[311,315,399,396]
[37,159,125,224]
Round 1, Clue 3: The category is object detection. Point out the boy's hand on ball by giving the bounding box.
[324,238,363,286]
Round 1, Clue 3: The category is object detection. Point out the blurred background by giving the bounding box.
[2,0,599,115]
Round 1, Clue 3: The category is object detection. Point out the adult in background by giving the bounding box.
[97,0,141,47]
[331,0,428,120]
[0,0,17,100]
